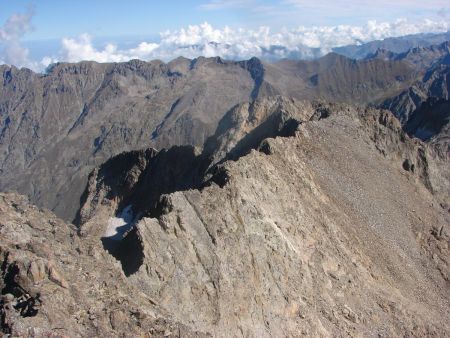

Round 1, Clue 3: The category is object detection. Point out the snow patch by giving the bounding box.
[104,205,135,240]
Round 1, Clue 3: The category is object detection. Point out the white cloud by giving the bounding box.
[0,9,34,41]
[54,19,450,68]
[199,0,254,10]
[62,34,126,63]
[0,8,54,72]
[0,8,42,70]
[2,17,450,72]
[60,34,159,63]
[284,0,449,11]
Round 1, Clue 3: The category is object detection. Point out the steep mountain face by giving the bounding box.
[0,58,256,221]
[50,97,448,337]
[404,97,450,162]
[0,44,449,223]
[405,98,450,139]
[267,53,415,103]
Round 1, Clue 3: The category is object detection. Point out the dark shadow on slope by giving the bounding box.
[238,57,266,100]
[73,148,158,226]
[404,97,450,142]
[1,259,41,334]
[227,116,300,162]
[101,227,144,276]
[122,145,209,218]
[309,105,332,121]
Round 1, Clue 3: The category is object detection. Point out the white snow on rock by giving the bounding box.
[104,205,135,240]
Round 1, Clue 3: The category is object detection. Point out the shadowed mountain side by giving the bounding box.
[380,57,450,123]
[405,98,450,144]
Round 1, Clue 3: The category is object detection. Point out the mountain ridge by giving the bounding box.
[2,96,448,336]
[0,43,449,221]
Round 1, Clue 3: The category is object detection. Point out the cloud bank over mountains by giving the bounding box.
[1,9,450,72]
[55,19,450,66]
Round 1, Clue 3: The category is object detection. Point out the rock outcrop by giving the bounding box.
[0,192,207,337]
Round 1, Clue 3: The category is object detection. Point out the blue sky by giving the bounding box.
[2,0,448,41]
[0,0,449,71]
[1,0,255,40]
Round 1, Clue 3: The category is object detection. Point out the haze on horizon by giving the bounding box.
[1,0,449,71]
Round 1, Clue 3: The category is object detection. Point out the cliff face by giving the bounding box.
[1,46,447,222]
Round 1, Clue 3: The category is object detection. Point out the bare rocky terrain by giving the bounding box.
[0,39,449,337]
[1,43,449,222]
[1,97,449,336]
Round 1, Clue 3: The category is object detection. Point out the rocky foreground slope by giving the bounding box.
[2,97,449,336]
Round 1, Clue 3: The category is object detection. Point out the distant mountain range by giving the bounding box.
[334,31,450,59]
[0,38,449,222]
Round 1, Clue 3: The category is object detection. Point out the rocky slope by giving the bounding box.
[0,192,209,337]
[2,45,449,222]
[2,97,446,336]
[267,53,416,103]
